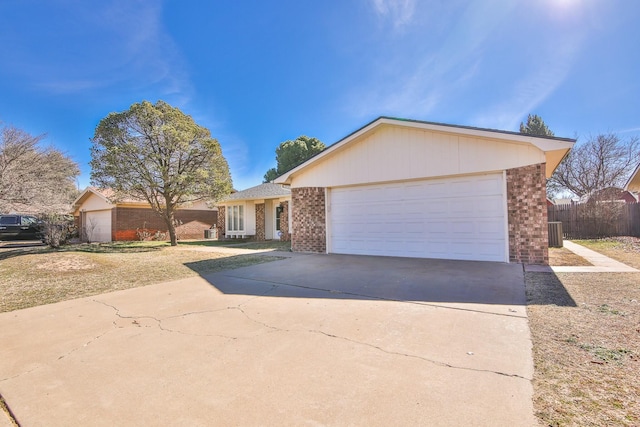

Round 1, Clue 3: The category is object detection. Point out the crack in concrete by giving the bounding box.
[93,293,283,340]
[215,273,525,318]
[57,330,112,361]
[93,299,241,340]
[235,298,531,382]
[0,366,40,383]
[312,330,531,381]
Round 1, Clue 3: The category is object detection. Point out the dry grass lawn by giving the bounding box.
[527,237,640,426]
[0,242,283,313]
[548,247,592,266]
[574,237,640,270]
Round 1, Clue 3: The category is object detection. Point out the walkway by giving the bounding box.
[526,240,638,273]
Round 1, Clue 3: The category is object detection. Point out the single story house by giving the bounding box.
[217,183,291,241]
[578,187,639,204]
[72,187,218,242]
[274,117,575,265]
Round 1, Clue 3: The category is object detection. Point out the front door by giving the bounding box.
[275,205,283,240]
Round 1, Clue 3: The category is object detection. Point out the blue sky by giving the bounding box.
[1,0,639,191]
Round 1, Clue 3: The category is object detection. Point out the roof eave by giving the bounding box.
[624,163,640,191]
[72,187,112,211]
[274,116,576,184]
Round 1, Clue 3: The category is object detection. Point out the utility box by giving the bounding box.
[204,228,218,239]
[548,221,563,248]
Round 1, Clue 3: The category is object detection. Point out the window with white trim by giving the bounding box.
[226,205,244,232]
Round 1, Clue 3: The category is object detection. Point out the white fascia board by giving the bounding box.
[274,119,383,184]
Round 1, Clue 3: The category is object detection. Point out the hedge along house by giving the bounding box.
[217,183,291,241]
[275,117,575,265]
[72,187,218,242]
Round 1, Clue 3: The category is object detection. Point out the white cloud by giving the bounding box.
[10,0,191,101]
[370,0,416,30]
[471,34,584,131]
[348,1,514,120]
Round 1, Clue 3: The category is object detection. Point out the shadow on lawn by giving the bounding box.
[525,272,577,307]
[180,239,292,251]
[0,242,165,262]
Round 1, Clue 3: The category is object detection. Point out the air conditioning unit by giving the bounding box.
[548,222,563,248]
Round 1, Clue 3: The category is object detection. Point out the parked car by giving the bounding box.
[0,214,44,241]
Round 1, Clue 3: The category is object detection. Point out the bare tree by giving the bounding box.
[548,133,640,197]
[0,125,79,214]
[82,216,99,243]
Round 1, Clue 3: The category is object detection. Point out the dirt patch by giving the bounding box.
[527,269,640,426]
[36,254,97,271]
[0,245,283,313]
[548,247,592,266]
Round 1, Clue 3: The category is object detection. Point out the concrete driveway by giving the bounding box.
[0,254,535,426]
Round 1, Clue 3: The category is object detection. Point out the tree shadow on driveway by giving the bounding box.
[185,253,566,306]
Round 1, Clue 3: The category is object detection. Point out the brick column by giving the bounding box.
[291,187,326,253]
[255,203,265,241]
[217,206,225,239]
[279,201,291,242]
[506,163,549,264]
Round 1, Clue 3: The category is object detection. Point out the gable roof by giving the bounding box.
[625,163,640,192]
[72,187,114,210]
[275,116,575,184]
[220,183,291,203]
[72,187,147,210]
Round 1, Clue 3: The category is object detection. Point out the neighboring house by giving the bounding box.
[217,183,291,241]
[274,116,575,265]
[72,187,218,242]
[625,163,640,194]
[578,187,639,204]
[553,198,576,205]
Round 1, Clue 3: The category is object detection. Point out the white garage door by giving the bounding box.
[85,210,112,242]
[329,173,507,262]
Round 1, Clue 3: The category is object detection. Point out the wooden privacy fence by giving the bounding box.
[548,202,640,239]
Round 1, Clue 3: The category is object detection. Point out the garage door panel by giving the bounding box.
[478,219,504,234]
[85,210,112,243]
[329,173,506,262]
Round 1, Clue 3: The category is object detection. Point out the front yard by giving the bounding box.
[0,241,287,313]
[1,237,638,425]
[527,237,640,426]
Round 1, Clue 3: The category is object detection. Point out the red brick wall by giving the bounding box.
[280,200,291,242]
[291,187,326,253]
[506,163,549,264]
[255,203,265,241]
[111,207,217,241]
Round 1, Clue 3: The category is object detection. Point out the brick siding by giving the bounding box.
[111,207,217,241]
[255,203,265,241]
[506,163,549,264]
[291,187,326,253]
[279,200,291,242]
[217,206,225,239]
